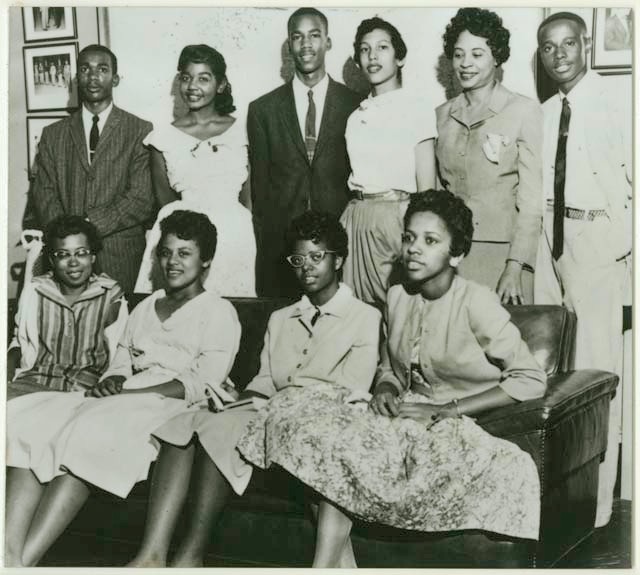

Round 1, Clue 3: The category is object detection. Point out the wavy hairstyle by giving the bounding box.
[178,44,235,115]
[44,215,102,258]
[157,210,218,262]
[354,16,407,82]
[404,190,473,258]
[443,8,511,66]
[286,210,348,260]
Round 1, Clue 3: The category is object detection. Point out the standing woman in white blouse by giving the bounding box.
[340,16,437,306]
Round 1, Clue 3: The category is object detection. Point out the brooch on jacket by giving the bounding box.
[482,133,511,164]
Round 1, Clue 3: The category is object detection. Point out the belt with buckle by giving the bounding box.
[351,189,410,201]
[546,201,608,221]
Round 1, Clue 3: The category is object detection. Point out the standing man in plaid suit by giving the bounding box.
[26,44,154,294]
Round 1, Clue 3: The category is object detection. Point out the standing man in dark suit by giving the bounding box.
[248,7,361,297]
[27,44,154,294]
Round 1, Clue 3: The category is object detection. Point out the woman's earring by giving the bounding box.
[450,255,463,268]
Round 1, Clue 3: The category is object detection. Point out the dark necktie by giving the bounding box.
[310,306,321,327]
[305,90,316,163]
[552,98,571,260]
[89,115,99,163]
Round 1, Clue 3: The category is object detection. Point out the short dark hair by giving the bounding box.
[44,215,102,258]
[443,8,511,66]
[404,190,473,258]
[156,210,217,262]
[287,7,328,35]
[537,11,588,44]
[177,44,235,115]
[354,16,407,62]
[286,210,348,260]
[78,44,118,74]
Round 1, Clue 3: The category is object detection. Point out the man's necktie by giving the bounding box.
[552,98,571,260]
[89,115,100,163]
[305,90,316,163]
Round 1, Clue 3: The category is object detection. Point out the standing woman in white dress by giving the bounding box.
[340,17,437,306]
[135,44,256,296]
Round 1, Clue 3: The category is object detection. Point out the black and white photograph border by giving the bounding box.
[23,42,78,112]
[22,6,77,44]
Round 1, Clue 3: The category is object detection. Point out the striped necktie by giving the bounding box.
[305,89,316,163]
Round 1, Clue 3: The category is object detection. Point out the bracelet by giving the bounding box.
[505,258,535,273]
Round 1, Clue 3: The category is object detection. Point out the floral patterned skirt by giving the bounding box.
[236,384,540,540]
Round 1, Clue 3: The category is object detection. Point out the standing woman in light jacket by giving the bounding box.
[436,8,542,304]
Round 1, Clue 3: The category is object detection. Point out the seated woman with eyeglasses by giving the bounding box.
[7,215,126,400]
[127,211,380,567]
[5,210,241,567]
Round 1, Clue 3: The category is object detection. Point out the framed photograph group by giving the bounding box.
[23,42,79,112]
[592,8,633,70]
[22,7,77,43]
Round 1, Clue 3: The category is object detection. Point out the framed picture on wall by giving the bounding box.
[23,43,79,112]
[22,7,77,43]
[26,116,65,178]
[592,8,633,70]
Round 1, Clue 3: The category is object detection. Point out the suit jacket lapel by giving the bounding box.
[69,110,90,172]
[313,77,338,161]
[93,106,122,163]
[279,83,308,161]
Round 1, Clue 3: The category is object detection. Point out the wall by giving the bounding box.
[6,6,633,298]
[7,6,99,297]
[107,6,542,128]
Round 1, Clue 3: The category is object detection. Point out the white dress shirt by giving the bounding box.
[81,102,113,162]
[292,73,329,142]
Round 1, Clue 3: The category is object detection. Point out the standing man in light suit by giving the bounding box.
[27,44,154,294]
[248,7,361,297]
[535,12,632,528]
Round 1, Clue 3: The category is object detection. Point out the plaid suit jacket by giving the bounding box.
[28,106,154,293]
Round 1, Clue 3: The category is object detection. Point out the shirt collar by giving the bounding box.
[292,72,329,101]
[290,283,354,319]
[82,101,113,129]
[34,272,117,307]
[558,69,596,105]
[450,81,508,119]
[359,86,405,111]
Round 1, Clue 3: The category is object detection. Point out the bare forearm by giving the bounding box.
[445,386,516,418]
[122,379,185,399]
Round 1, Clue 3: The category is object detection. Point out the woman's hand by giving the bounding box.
[497,260,524,305]
[398,402,456,428]
[369,382,400,417]
[85,375,126,398]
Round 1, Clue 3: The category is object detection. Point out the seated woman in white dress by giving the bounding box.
[135,44,255,296]
[5,210,241,567]
[127,211,381,568]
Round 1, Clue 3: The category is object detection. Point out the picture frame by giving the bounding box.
[592,8,633,70]
[22,7,77,43]
[26,116,66,178]
[23,43,79,112]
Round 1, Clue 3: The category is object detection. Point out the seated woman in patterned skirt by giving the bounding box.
[238,190,547,567]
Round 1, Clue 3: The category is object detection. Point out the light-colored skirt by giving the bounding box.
[7,391,190,498]
[153,405,258,495]
[340,198,408,306]
[236,384,541,540]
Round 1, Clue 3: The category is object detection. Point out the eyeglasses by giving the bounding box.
[51,248,93,262]
[286,250,336,268]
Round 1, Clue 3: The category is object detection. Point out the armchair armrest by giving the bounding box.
[476,370,618,488]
